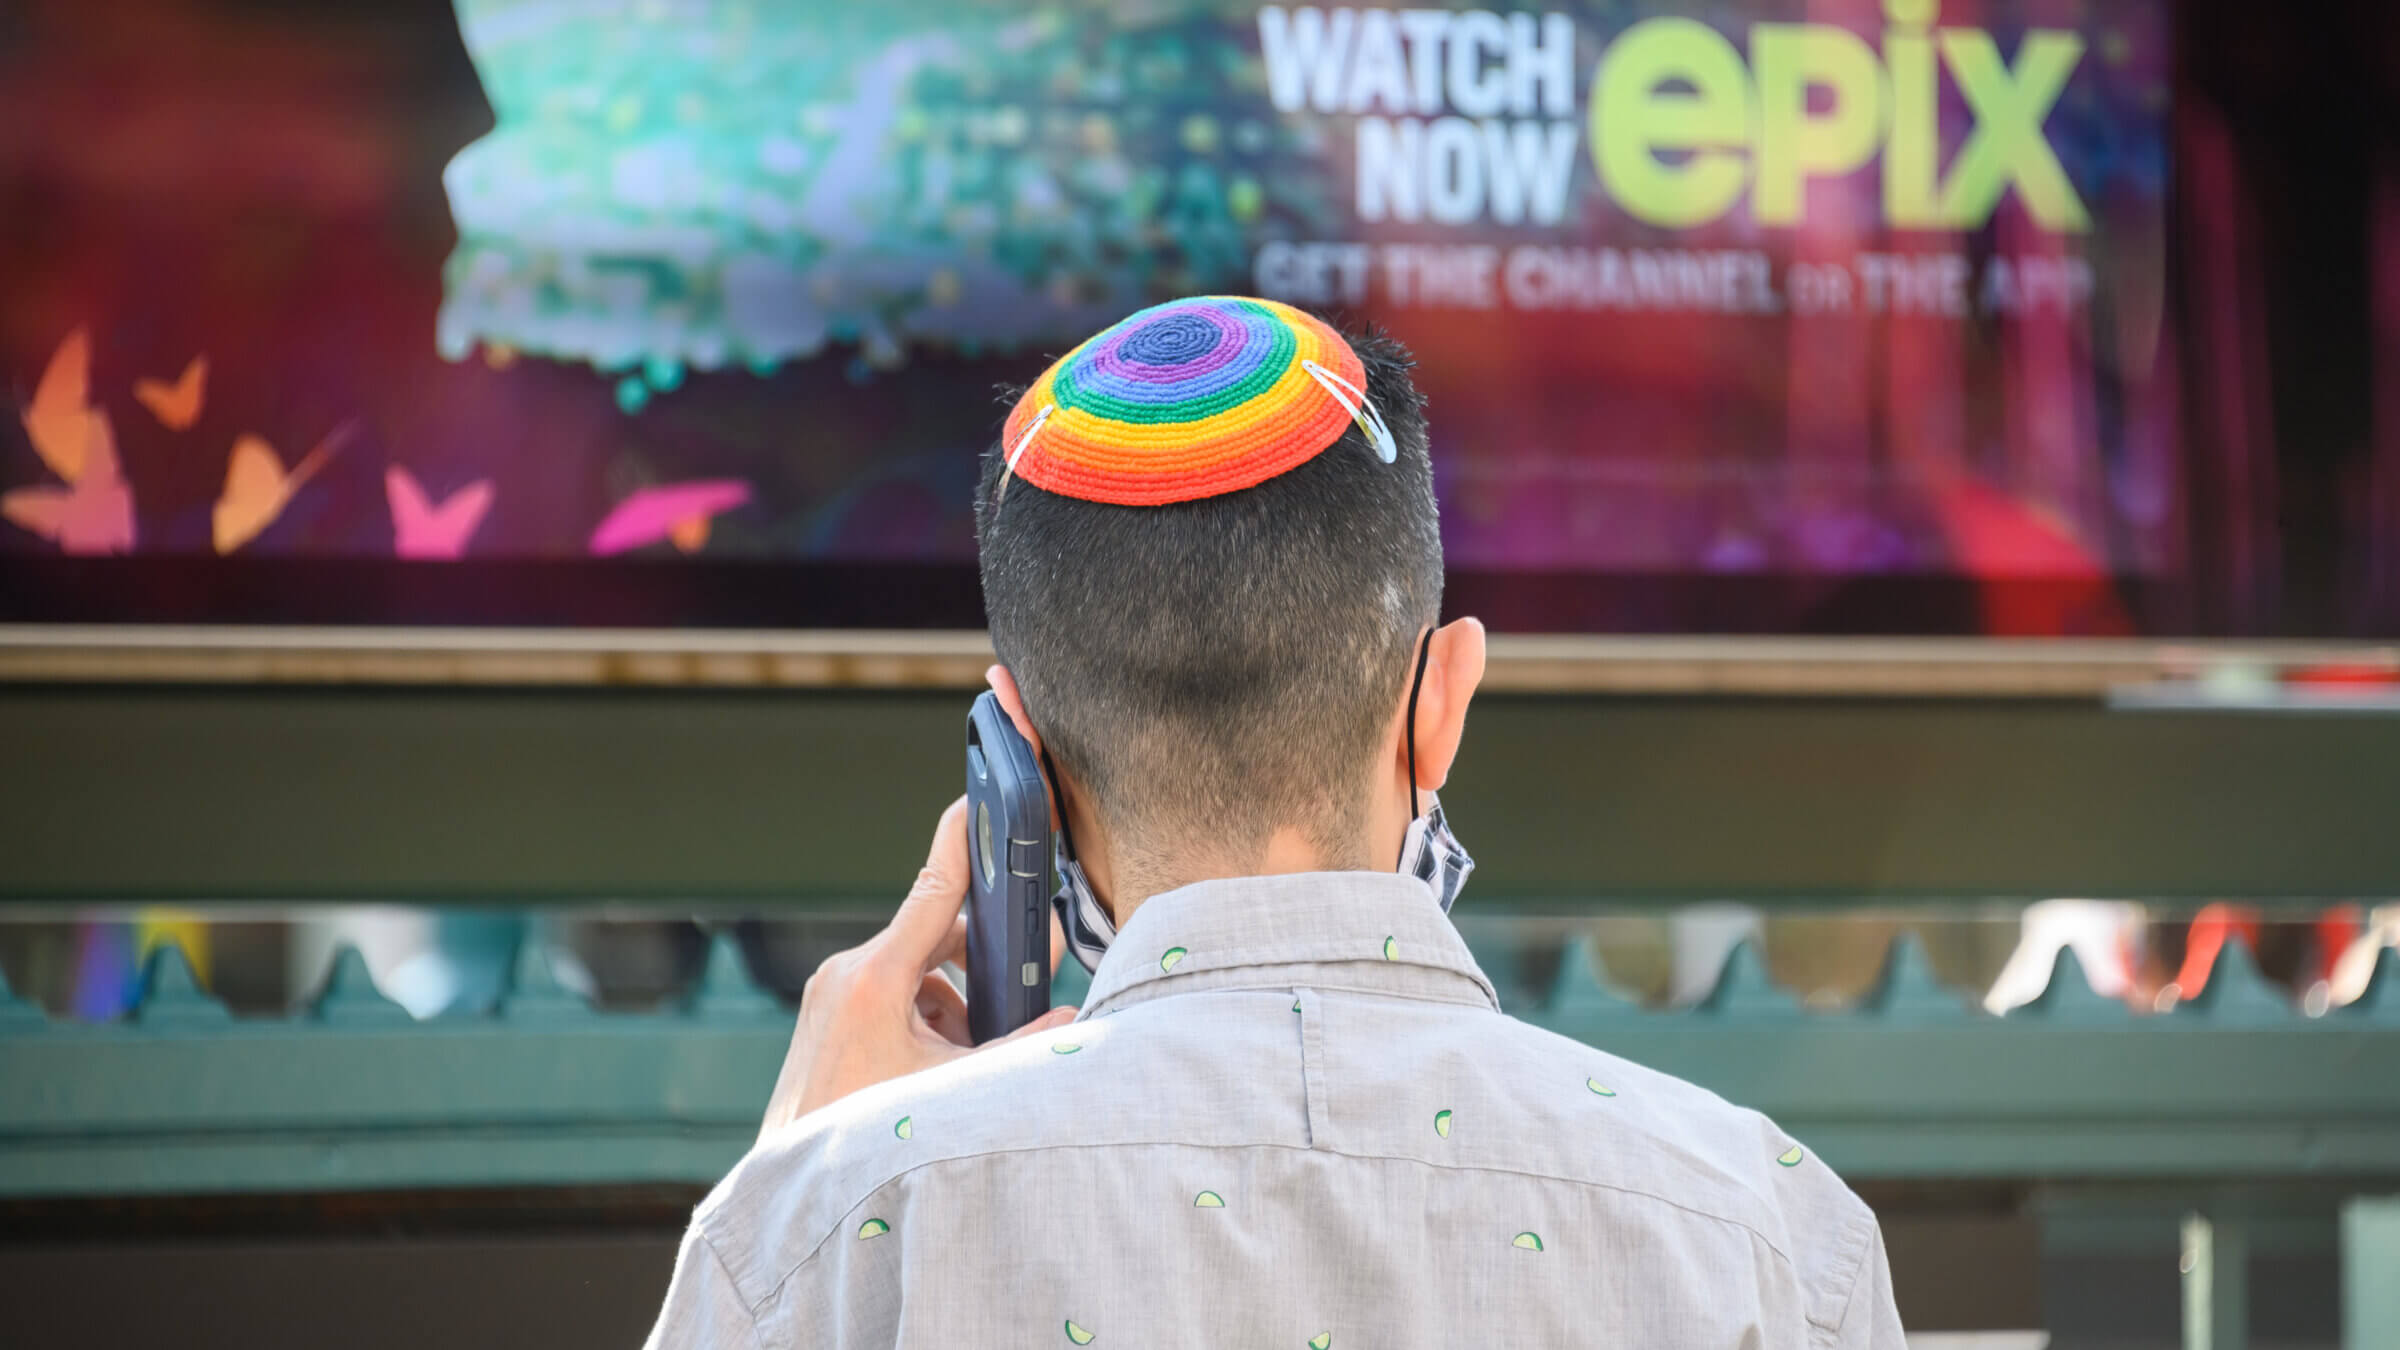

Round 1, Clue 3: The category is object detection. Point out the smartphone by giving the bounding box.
[964,690,1052,1043]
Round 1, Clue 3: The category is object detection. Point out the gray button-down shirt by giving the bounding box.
[648,872,1905,1349]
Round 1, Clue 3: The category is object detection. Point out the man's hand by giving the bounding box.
[759,796,1078,1139]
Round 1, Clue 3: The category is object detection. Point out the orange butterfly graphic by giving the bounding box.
[2,409,136,554]
[134,356,208,431]
[385,465,494,560]
[213,425,350,554]
[20,327,101,485]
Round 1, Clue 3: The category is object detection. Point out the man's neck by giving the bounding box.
[1099,825,1374,930]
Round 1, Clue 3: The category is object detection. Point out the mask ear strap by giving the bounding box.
[1038,743,1080,866]
[1401,627,1433,862]
[1300,360,1397,463]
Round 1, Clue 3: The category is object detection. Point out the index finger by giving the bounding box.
[881,796,974,971]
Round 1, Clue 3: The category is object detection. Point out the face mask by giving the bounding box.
[1048,630,1473,974]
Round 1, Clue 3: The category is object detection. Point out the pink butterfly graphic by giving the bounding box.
[386,465,495,560]
[588,479,752,556]
[3,410,135,554]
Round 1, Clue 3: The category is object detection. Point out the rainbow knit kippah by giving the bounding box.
[1000,296,1377,507]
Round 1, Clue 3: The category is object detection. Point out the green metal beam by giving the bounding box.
[4,686,2400,903]
[4,937,2395,1199]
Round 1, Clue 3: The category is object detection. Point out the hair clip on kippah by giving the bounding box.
[1300,359,1397,463]
[994,402,1055,505]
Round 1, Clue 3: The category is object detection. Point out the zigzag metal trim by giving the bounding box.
[0,936,2396,1196]
[5,930,2393,1030]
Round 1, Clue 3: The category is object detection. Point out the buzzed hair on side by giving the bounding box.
[974,324,1443,888]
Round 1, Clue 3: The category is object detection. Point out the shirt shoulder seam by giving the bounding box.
[727,1134,1807,1309]
[1805,1201,1880,1340]
[700,1227,781,1345]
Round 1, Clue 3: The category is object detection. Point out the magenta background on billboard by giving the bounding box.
[11,0,2371,637]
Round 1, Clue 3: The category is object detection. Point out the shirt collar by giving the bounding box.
[1075,871,1500,1019]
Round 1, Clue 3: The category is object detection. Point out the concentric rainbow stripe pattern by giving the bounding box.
[1001,296,1372,506]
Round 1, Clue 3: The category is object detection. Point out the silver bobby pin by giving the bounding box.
[995,402,1056,504]
[1300,359,1397,463]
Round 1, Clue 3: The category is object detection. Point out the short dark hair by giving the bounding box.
[974,324,1442,882]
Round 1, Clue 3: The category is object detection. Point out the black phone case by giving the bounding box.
[965,691,1052,1044]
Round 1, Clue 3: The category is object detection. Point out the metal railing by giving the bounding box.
[3,931,2394,1199]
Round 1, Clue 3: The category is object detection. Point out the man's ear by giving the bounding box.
[988,664,1074,834]
[985,664,1044,759]
[1407,617,1486,793]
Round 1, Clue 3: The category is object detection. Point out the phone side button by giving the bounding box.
[1022,962,1042,987]
[1009,838,1045,878]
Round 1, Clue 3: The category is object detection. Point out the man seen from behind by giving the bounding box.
[646,296,1907,1349]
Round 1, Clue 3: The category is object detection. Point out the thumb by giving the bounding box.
[983,1005,1078,1049]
